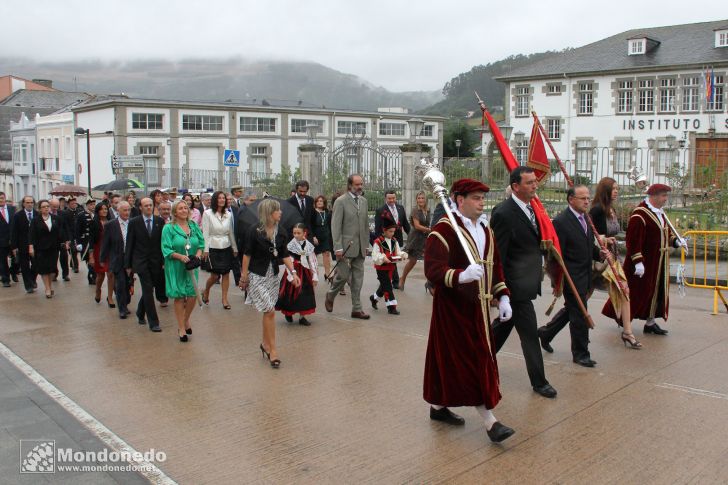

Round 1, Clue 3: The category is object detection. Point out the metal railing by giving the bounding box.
[680,231,728,315]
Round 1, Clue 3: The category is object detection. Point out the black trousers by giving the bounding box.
[113,268,132,316]
[136,266,162,326]
[391,266,400,287]
[493,299,548,388]
[375,268,396,304]
[539,292,592,360]
[59,246,69,277]
[231,256,241,287]
[69,245,79,271]
[0,246,10,283]
[18,250,36,290]
[156,270,167,303]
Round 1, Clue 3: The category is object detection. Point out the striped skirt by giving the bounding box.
[245,264,280,313]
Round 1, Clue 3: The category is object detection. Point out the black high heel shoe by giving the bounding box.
[259,343,270,359]
[107,297,116,309]
[621,332,643,349]
[185,328,192,335]
[179,333,188,342]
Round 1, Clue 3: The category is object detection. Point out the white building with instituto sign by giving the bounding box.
[496,19,728,188]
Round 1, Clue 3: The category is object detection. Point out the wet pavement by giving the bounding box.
[0,261,727,484]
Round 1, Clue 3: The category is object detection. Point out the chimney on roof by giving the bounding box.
[32,79,53,88]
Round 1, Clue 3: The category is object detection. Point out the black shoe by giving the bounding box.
[538,329,554,353]
[2,282,10,287]
[533,384,557,398]
[107,298,116,309]
[11,275,18,282]
[429,406,465,426]
[62,276,70,282]
[644,322,668,335]
[137,318,146,325]
[185,328,192,335]
[179,334,188,342]
[285,315,293,323]
[387,306,400,315]
[299,317,311,326]
[25,288,35,294]
[119,313,128,320]
[150,325,161,332]
[573,357,597,367]
[369,295,378,309]
[487,421,516,443]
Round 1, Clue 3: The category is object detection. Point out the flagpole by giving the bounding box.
[531,111,630,301]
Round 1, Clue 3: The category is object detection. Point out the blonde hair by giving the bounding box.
[171,199,190,223]
[415,190,429,211]
[257,198,280,228]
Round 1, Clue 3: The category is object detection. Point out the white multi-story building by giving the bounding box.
[8,113,37,199]
[35,110,77,196]
[72,98,444,191]
[496,19,728,187]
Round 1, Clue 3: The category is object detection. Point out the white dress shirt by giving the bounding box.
[644,198,665,227]
[202,209,237,251]
[453,208,487,257]
[511,193,535,222]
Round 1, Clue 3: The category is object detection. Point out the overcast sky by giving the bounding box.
[1,0,723,92]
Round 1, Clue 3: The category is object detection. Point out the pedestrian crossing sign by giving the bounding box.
[224,149,240,167]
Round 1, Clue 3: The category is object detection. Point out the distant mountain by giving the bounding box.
[419,50,569,117]
[0,57,443,111]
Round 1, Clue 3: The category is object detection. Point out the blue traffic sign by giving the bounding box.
[224,149,240,167]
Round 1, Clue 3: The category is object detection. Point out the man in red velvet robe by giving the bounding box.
[603,184,687,335]
[423,178,515,443]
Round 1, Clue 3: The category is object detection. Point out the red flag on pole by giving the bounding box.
[527,121,551,184]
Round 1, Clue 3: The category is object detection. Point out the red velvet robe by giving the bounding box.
[423,216,509,409]
[603,201,678,322]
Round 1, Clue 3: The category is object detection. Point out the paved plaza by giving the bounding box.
[0,262,727,484]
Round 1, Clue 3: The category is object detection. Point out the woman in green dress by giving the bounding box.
[162,200,204,342]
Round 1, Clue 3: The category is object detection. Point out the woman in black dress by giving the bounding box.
[312,195,332,277]
[398,191,430,291]
[28,199,64,298]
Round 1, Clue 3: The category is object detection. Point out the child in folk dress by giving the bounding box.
[370,222,408,315]
[276,223,318,325]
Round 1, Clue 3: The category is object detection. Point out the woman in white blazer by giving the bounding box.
[201,191,238,309]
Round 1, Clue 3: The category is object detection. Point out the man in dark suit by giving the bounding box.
[66,197,82,273]
[101,201,132,319]
[287,180,316,238]
[230,184,244,208]
[50,198,72,281]
[0,192,16,287]
[11,196,38,293]
[374,190,410,288]
[538,186,605,367]
[490,166,557,398]
[125,197,164,331]
[76,198,97,285]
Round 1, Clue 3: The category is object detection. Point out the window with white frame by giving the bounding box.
[64,137,71,159]
[345,146,360,172]
[132,113,163,130]
[40,139,45,158]
[515,139,528,164]
[240,117,275,132]
[290,119,323,133]
[378,122,406,136]
[140,148,159,185]
[251,146,267,175]
[629,39,645,55]
[638,80,654,113]
[614,140,632,172]
[716,31,728,48]
[659,78,676,112]
[708,75,724,111]
[575,140,592,173]
[656,139,675,174]
[617,81,633,113]
[182,114,223,131]
[420,125,434,137]
[681,76,700,111]
[515,86,530,116]
[547,84,562,95]
[337,121,367,135]
[578,83,594,115]
[547,119,561,140]
[53,138,59,161]
[12,143,20,162]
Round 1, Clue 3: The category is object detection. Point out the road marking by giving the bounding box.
[655,382,728,401]
[0,341,176,484]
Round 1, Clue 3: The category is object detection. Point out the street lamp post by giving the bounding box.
[455,139,461,159]
[74,127,91,197]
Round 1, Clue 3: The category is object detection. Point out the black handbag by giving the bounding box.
[185,256,202,270]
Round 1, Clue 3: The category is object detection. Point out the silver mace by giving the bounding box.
[416,158,477,265]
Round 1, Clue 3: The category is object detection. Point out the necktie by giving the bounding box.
[578,214,587,234]
[527,205,537,231]
[390,205,398,223]
[300,197,305,211]
[1,207,6,222]
[146,218,152,235]
[353,195,359,210]
[121,221,128,249]
[27,211,32,221]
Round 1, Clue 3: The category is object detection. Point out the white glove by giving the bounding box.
[634,262,645,278]
[459,264,484,283]
[76,244,83,252]
[498,295,512,322]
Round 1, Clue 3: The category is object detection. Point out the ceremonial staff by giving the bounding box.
[325,241,353,284]
[531,111,630,301]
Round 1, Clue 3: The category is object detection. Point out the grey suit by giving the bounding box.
[327,192,369,312]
